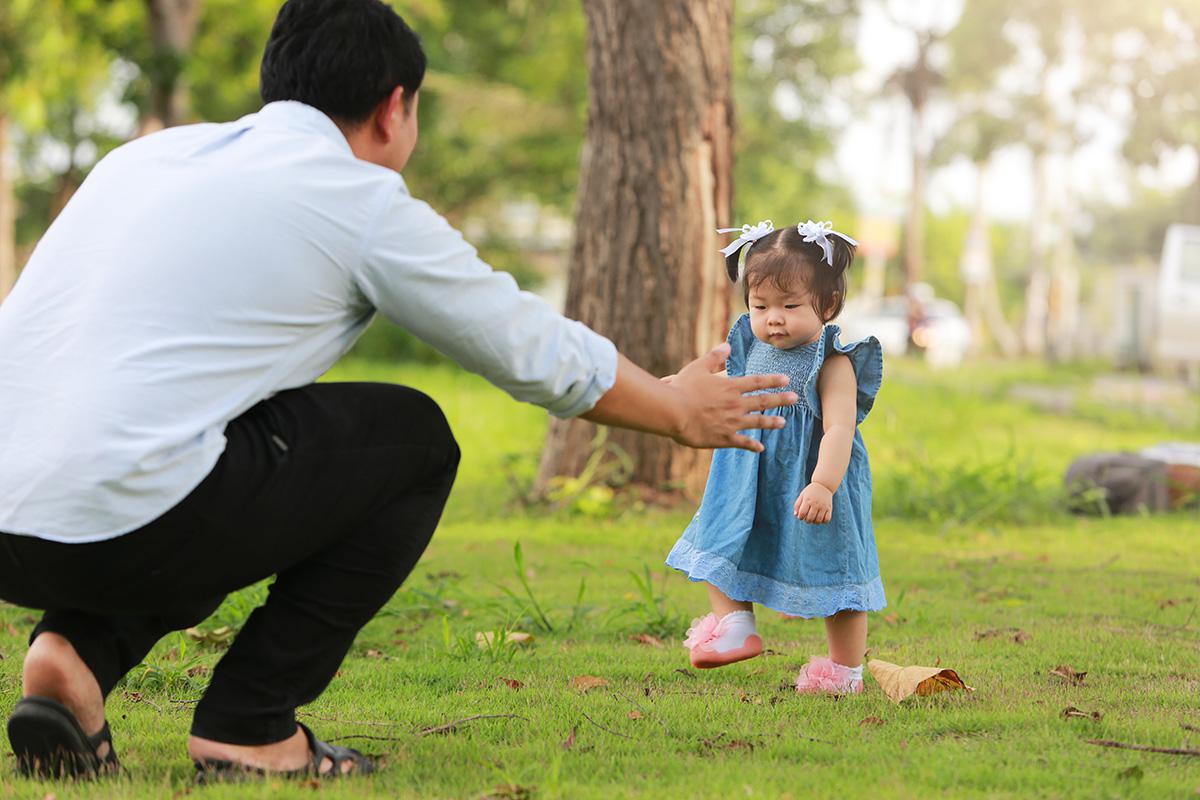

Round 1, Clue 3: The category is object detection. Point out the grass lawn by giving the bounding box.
[1,356,1197,798]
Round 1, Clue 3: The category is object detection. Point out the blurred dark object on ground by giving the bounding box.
[1066,443,1200,515]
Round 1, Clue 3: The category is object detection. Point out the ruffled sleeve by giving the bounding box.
[724,314,756,377]
[801,324,883,424]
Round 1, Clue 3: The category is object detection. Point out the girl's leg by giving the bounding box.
[825,609,867,667]
[685,584,760,669]
[705,583,752,616]
[794,610,867,694]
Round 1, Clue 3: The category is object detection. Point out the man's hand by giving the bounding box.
[794,482,833,524]
[580,344,797,454]
[666,343,796,453]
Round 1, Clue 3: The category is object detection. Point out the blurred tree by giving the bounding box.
[880,0,955,297]
[536,0,734,500]
[731,0,860,223]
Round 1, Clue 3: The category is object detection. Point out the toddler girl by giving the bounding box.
[666,219,885,695]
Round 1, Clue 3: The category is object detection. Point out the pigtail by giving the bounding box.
[830,235,857,276]
[725,250,741,284]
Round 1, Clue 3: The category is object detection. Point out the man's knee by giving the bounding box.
[373,384,459,480]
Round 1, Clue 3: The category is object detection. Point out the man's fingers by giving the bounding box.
[743,392,797,414]
[727,435,765,453]
[696,342,731,374]
[729,373,791,393]
[738,413,785,431]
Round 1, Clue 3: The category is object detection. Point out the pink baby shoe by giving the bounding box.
[683,611,763,669]
[793,656,864,694]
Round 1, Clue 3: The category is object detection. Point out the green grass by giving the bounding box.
[1,356,1197,798]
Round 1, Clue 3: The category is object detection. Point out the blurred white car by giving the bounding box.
[1154,224,1200,380]
[838,291,972,367]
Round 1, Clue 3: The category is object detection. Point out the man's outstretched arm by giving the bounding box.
[581,346,796,453]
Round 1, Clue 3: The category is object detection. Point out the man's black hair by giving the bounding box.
[260,0,426,126]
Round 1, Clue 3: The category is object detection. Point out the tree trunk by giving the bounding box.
[535,0,734,501]
[0,113,17,304]
[1022,149,1051,356]
[1046,167,1079,361]
[141,0,202,132]
[960,157,1018,357]
[905,99,926,292]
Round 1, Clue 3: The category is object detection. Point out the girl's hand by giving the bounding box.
[794,482,833,524]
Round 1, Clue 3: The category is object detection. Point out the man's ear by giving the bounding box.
[372,86,407,143]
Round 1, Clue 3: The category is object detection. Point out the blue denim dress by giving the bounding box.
[666,314,886,618]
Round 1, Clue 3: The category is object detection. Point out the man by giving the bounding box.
[0,0,794,780]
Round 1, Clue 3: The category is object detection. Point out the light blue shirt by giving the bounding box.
[0,101,617,542]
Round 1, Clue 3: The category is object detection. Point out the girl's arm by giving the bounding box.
[794,354,858,524]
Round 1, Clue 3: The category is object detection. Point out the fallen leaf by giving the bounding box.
[6,623,19,637]
[867,659,975,703]
[1050,664,1087,685]
[1012,630,1032,644]
[860,716,886,727]
[632,633,664,647]
[882,613,906,626]
[499,677,524,690]
[184,626,235,645]
[561,726,576,750]
[570,675,609,693]
[186,665,210,678]
[365,649,385,659]
[628,710,643,720]
[1061,706,1102,721]
[673,668,695,679]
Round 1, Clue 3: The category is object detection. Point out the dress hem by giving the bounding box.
[666,538,886,619]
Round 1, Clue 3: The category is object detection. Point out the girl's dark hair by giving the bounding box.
[725,225,856,322]
[260,0,426,126]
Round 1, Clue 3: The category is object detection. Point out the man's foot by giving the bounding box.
[683,611,763,669]
[11,633,117,777]
[793,656,864,695]
[188,724,367,777]
[21,633,109,758]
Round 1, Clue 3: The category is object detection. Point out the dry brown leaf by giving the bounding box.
[628,710,643,720]
[1050,664,1087,685]
[561,725,576,750]
[365,649,385,659]
[860,716,886,727]
[499,677,524,690]
[1012,630,1032,644]
[882,613,906,626]
[632,633,664,647]
[867,659,975,703]
[570,675,609,692]
[184,626,235,645]
[1061,706,1102,721]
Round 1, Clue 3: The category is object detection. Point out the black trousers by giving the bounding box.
[0,382,459,745]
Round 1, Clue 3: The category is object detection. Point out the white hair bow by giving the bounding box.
[797,220,858,267]
[717,220,775,259]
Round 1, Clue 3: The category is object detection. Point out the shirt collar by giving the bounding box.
[253,101,353,155]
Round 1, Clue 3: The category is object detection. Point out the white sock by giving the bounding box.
[711,610,758,653]
[835,662,864,682]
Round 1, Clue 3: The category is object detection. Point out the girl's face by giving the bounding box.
[748,278,824,349]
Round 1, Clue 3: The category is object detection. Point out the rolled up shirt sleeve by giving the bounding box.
[354,185,618,418]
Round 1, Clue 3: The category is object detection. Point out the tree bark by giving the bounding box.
[0,114,17,304]
[141,0,202,132]
[535,0,734,501]
[960,157,1018,357]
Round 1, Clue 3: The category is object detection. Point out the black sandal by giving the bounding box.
[7,695,120,779]
[193,722,375,783]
